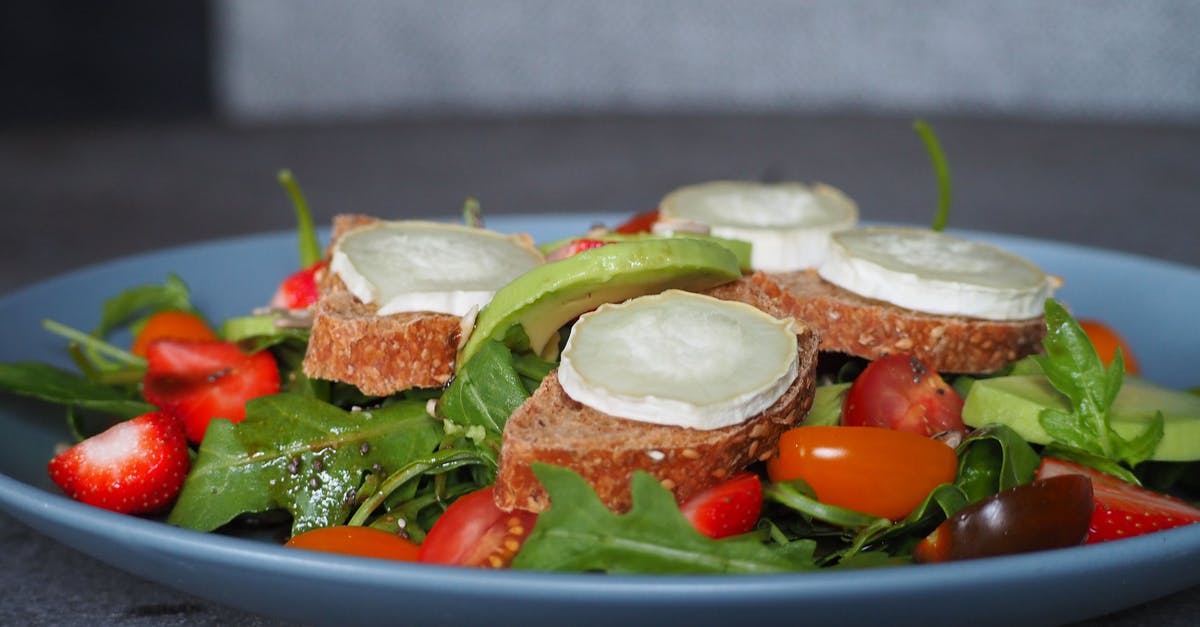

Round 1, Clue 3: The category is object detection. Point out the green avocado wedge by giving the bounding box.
[457,238,743,371]
[962,375,1200,461]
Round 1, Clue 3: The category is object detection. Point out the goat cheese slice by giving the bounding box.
[557,290,799,430]
[817,227,1057,321]
[331,221,544,316]
[657,181,858,271]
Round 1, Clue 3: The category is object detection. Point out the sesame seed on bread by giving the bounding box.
[755,269,1045,374]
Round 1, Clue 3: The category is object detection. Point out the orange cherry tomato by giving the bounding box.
[130,310,216,356]
[613,209,660,234]
[767,425,958,520]
[1079,319,1140,375]
[285,526,421,561]
[419,486,538,568]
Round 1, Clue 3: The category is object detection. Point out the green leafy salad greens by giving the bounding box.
[1,169,1196,576]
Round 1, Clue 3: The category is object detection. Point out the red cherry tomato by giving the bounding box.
[613,209,660,234]
[130,310,216,357]
[271,260,326,310]
[842,354,966,436]
[285,526,421,561]
[418,487,538,568]
[1079,319,1140,375]
[767,425,959,520]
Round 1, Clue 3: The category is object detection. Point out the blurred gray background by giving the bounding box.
[2,2,1200,626]
[213,0,1200,122]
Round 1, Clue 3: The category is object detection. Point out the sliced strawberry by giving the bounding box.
[47,411,190,514]
[679,472,763,539]
[1036,457,1200,543]
[545,238,612,262]
[142,339,281,443]
[270,260,325,310]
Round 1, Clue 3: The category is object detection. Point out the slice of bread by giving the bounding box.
[755,269,1045,374]
[301,214,462,396]
[492,277,819,513]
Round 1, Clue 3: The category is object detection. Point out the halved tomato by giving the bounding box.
[418,486,539,568]
[285,526,420,561]
[842,354,965,436]
[613,209,660,234]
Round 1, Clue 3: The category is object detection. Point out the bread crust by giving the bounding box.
[756,269,1045,374]
[301,214,462,396]
[493,277,819,513]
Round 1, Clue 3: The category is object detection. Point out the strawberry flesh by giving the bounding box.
[47,411,190,514]
[1036,457,1200,543]
[680,472,763,539]
[270,260,325,310]
[142,339,280,443]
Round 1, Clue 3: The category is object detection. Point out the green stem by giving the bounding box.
[347,450,483,526]
[912,119,953,232]
[277,169,323,267]
[462,197,483,228]
[43,319,146,368]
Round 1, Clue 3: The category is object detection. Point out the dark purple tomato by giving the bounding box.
[913,474,1093,563]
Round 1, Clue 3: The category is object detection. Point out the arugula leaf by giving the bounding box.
[439,339,536,435]
[276,169,323,267]
[954,424,1041,503]
[168,393,440,535]
[513,464,815,574]
[0,362,154,418]
[94,273,195,338]
[913,119,953,232]
[1036,300,1162,468]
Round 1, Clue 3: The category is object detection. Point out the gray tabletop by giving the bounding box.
[1,114,1198,625]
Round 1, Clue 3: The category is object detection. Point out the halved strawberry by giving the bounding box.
[680,472,763,539]
[1036,457,1200,543]
[270,260,326,310]
[142,339,281,443]
[48,411,190,514]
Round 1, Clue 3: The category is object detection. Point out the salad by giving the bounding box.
[2,163,1199,577]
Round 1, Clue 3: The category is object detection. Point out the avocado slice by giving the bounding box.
[457,238,742,371]
[962,375,1200,461]
[539,232,754,272]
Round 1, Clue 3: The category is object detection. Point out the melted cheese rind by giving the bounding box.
[818,227,1056,321]
[658,181,858,271]
[331,221,544,316]
[558,290,798,430]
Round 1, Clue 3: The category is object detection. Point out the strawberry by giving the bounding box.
[679,472,763,539]
[270,260,325,310]
[142,339,281,443]
[1036,457,1200,543]
[545,238,612,262]
[47,411,190,514]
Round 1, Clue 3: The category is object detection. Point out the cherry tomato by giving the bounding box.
[913,474,1093,562]
[767,425,958,520]
[418,486,538,568]
[613,209,660,234]
[285,526,421,561]
[270,260,326,310]
[130,310,216,356]
[1079,319,1140,375]
[842,354,966,436]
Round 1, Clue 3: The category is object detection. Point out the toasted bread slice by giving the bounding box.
[493,277,819,513]
[302,214,463,396]
[755,269,1044,374]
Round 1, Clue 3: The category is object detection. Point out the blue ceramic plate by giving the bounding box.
[1,214,1198,626]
